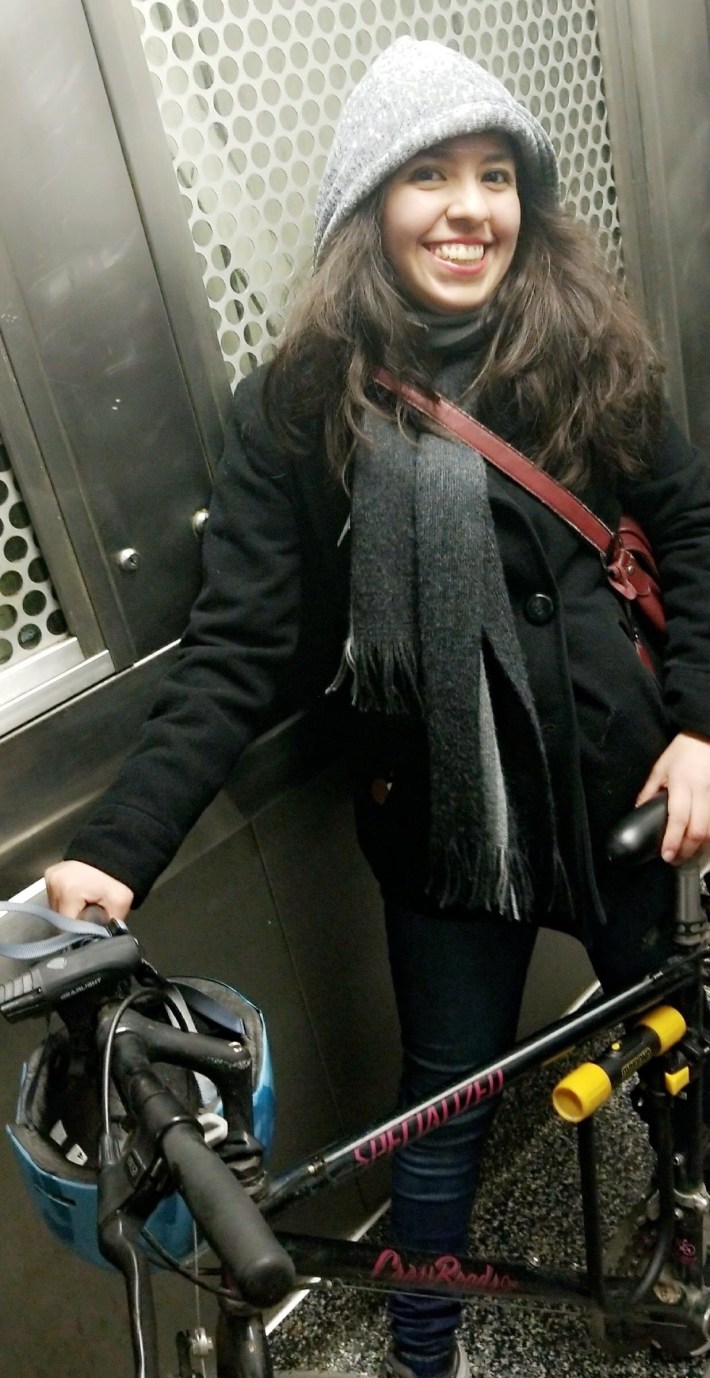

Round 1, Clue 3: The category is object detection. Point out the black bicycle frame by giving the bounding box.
[253,943,707,1324]
[107,939,708,1378]
[93,848,710,1375]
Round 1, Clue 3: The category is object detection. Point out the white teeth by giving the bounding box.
[431,243,485,263]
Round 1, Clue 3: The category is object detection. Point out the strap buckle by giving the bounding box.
[605,531,639,601]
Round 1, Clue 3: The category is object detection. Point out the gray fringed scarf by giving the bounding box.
[338,395,556,919]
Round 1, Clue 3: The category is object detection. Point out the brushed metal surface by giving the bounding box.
[0,0,214,665]
[596,0,710,448]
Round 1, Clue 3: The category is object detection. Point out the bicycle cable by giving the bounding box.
[100,987,192,1134]
[190,1217,209,1378]
[140,1228,241,1301]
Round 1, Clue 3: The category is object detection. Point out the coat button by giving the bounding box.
[371,777,393,805]
[524,592,555,625]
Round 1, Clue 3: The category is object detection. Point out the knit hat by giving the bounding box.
[314,38,559,261]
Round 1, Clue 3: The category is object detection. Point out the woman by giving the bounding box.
[46,39,710,1378]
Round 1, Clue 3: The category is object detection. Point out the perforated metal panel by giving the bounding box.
[133,0,619,385]
[0,437,68,671]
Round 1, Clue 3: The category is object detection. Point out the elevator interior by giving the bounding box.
[0,2,709,1374]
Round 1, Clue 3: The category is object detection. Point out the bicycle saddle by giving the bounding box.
[606,791,667,865]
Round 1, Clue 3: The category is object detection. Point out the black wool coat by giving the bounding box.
[67,364,710,933]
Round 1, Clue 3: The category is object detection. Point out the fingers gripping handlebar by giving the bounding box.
[606,792,669,865]
[607,792,708,946]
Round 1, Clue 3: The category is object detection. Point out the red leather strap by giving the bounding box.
[373,366,667,649]
[374,364,615,556]
[374,365,665,636]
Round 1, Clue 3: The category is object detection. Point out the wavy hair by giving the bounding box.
[264,181,663,493]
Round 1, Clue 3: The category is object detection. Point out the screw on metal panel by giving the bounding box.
[192,508,210,536]
[116,547,141,572]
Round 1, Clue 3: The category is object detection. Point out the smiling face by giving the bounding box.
[379,133,522,315]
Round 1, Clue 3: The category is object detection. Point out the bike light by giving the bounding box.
[0,935,143,1021]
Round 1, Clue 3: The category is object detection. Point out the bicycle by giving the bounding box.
[2,791,710,1378]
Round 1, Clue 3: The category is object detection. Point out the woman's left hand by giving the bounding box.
[637,731,710,863]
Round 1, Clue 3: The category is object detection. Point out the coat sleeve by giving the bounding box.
[64,370,304,904]
[619,412,710,738]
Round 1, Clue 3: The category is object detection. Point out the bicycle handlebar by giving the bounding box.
[606,792,668,865]
[106,1018,296,1308]
[0,900,296,1318]
[161,1119,295,1307]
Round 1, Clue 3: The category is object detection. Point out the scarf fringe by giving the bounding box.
[329,636,423,715]
[426,835,535,920]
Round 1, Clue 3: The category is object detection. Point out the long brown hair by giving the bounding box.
[265,181,663,493]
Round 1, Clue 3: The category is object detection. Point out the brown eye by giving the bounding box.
[409,165,444,184]
[483,167,515,186]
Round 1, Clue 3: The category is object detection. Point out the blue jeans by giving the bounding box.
[384,859,676,1376]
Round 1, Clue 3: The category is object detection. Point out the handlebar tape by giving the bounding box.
[161,1121,295,1308]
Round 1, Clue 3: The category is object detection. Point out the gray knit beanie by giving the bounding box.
[314,38,559,262]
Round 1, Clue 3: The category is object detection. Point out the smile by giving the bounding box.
[428,243,486,263]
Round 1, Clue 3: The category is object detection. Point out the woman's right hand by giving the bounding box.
[44,860,134,922]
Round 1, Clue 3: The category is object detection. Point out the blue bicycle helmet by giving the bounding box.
[6,977,275,1272]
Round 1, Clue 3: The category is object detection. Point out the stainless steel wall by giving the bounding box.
[596,0,710,448]
[0,0,220,669]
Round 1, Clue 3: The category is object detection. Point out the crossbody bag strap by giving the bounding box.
[374,364,615,558]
